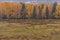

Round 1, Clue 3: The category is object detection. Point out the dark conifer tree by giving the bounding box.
[20,3,28,19]
[51,2,57,19]
[46,6,49,19]
[31,6,37,19]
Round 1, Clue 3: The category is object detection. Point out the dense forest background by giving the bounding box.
[0,2,60,19]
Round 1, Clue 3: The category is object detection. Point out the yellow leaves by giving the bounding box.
[53,5,60,18]
[26,4,34,17]
[48,4,53,11]
[55,5,60,14]
[42,5,47,16]
[0,2,59,18]
[56,5,60,12]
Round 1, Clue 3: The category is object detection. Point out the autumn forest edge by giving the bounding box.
[0,2,59,20]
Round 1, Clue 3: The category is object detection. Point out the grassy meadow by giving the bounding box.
[0,19,60,40]
[0,1,59,40]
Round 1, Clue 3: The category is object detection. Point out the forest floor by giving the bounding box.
[0,19,60,40]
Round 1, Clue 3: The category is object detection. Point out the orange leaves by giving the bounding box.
[26,4,34,17]
[0,2,59,18]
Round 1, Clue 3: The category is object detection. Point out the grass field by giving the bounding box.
[0,19,60,40]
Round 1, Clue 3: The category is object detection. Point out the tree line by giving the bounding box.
[20,2,58,19]
[0,2,58,20]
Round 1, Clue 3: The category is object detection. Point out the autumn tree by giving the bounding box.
[38,4,44,19]
[8,9,16,19]
[2,14,7,19]
[51,2,57,19]
[31,6,37,19]
[8,14,15,19]
[20,3,28,19]
[46,6,49,19]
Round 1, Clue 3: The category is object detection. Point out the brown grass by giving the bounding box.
[0,19,60,40]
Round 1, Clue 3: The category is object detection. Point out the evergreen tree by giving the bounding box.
[46,6,49,19]
[20,3,28,19]
[51,2,57,19]
[31,6,37,19]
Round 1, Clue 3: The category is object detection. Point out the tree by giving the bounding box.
[8,14,15,19]
[46,6,49,19]
[38,4,44,19]
[2,14,7,19]
[31,6,37,19]
[20,3,28,19]
[51,2,57,19]
[0,11,2,20]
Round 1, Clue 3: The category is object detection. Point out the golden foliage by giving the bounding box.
[0,2,60,18]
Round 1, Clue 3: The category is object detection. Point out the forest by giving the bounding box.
[0,2,60,19]
[0,2,60,40]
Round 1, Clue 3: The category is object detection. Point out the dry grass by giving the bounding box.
[0,20,60,40]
